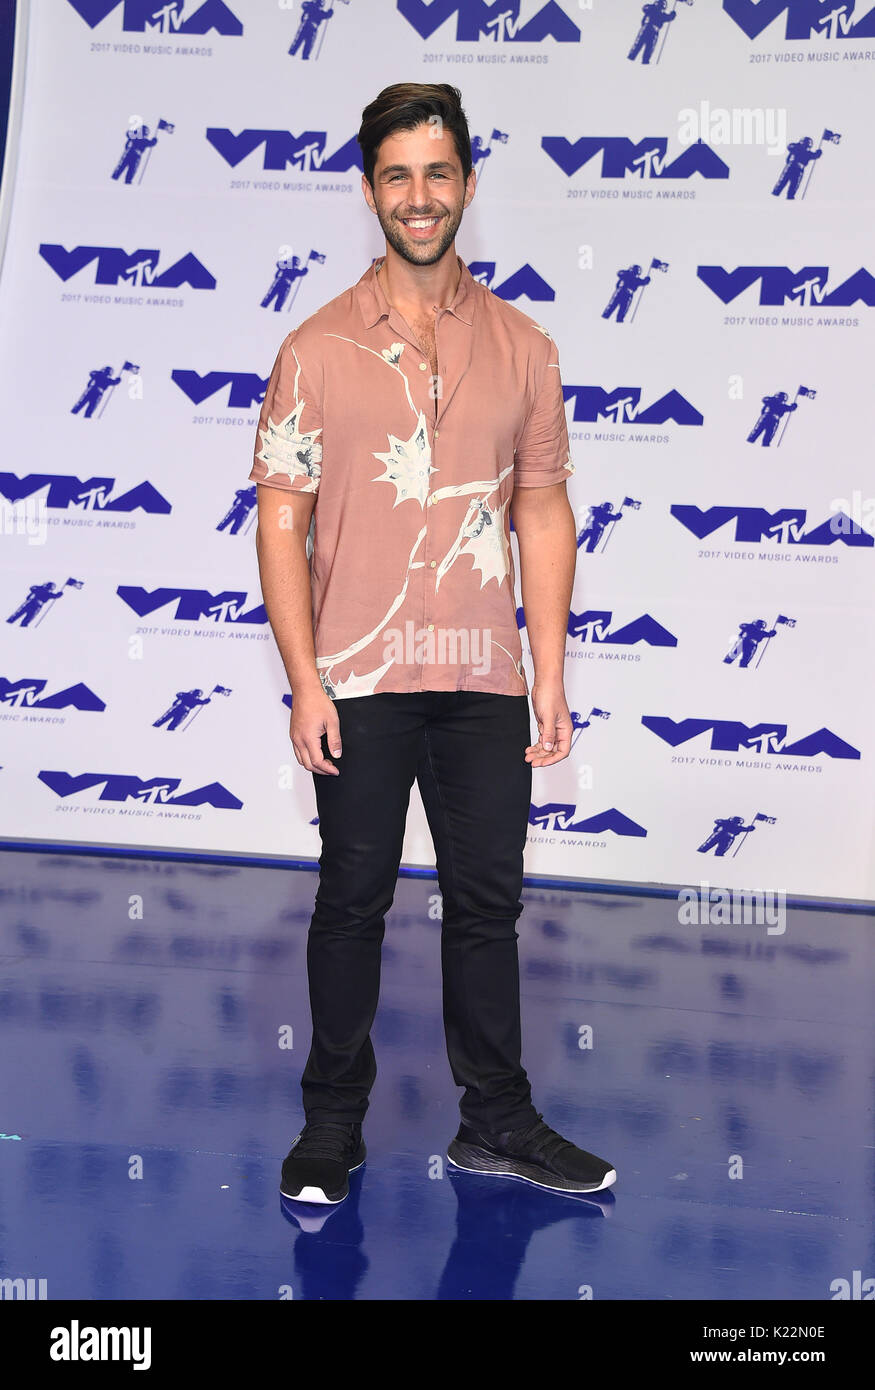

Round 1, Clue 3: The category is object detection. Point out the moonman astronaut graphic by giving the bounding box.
[772,137,822,200]
[569,707,609,750]
[7,582,64,627]
[261,256,308,312]
[698,815,756,857]
[112,124,157,184]
[602,266,651,322]
[724,618,777,667]
[747,391,797,446]
[570,711,591,735]
[471,136,492,170]
[153,688,211,731]
[577,501,623,552]
[628,0,676,63]
[289,0,333,58]
[217,486,257,535]
[71,366,121,418]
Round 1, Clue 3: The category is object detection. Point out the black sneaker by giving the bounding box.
[447,1113,616,1195]
[280,1122,366,1205]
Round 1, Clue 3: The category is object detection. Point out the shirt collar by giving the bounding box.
[356,252,476,329]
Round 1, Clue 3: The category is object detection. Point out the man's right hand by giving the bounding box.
[290,686,343,775]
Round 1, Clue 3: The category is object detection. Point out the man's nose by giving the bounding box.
[407,174,432,208]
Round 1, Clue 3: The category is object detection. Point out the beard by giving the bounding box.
[374,199,464,267]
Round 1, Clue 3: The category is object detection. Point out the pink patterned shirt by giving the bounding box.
[249,254,574,700]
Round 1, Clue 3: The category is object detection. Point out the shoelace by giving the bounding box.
[500,1114,571,1163]
[291,1123,359,1162]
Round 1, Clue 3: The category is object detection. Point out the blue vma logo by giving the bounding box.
[38,771,242,808]
[117,587,267,623]
[568,611,677,646]
[542,137,729,180]
[0,678,106,712]
[66,0,243,35]
[698,266,875,307]
[517,606,678,647]
[173,371,268,410]
[397,0,581,42]
[723,0,875,41]
[0,474,170,513]
[40,246,216,291]
[207,128,361,174]
[642,717,861,760]
[529,804,647,836]
[564,386,702,426]
[671,505,874,547]
[468,263,555,302]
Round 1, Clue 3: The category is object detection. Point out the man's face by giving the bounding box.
[363,121,475,268]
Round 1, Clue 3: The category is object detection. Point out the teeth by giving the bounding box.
[404,218,439,228]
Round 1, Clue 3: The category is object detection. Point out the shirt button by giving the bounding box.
[430,559,436,568]
[434,429,440,437]
[419,362,427,371]
[427,624,435,632]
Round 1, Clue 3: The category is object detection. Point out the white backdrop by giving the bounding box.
[1,0,873,900]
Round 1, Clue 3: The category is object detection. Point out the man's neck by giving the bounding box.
[377,247,461,316]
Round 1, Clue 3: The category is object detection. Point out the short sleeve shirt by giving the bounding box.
[248,254,574,700]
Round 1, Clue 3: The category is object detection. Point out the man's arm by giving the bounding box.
[254,485,341,775]
[511,478,577,767]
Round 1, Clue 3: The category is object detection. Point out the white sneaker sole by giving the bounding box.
[280,1157,366,1205]
[447,1143,617,1195]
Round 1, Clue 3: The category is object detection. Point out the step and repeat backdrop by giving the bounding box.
[0,0,873,899]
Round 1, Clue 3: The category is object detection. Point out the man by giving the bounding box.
[249,83,617,1205]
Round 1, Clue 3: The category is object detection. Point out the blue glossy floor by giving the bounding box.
[0,846,872,1301]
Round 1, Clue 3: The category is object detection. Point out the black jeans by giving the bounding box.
[302,690,539,1134]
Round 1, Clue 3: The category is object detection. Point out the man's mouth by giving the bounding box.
[399,215,443,237]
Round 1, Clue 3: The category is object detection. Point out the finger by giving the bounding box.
[541,712,561,752]
[552,720,572,758]
[303,732,339,776]
[526,731,570,766]
[529,746,567,767]
[292,738,314,773]
[326,713,342,759]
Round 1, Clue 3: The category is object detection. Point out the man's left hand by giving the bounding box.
[526,680,573,766]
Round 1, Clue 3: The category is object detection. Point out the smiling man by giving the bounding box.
[250,83,617,1205]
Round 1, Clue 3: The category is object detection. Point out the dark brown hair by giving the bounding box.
[357,83,472,188]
